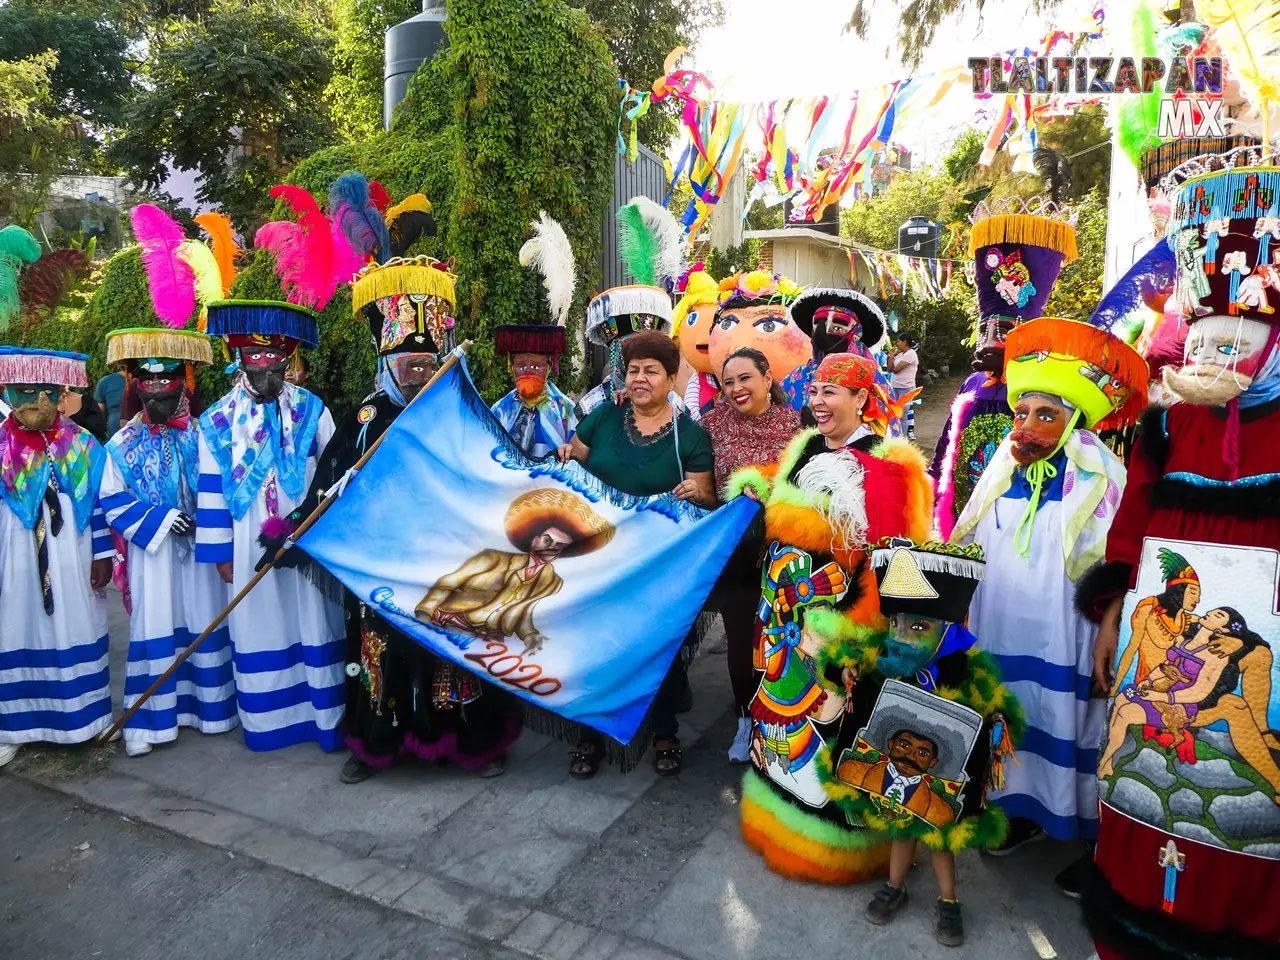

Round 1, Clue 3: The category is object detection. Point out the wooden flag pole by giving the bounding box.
[97,342,472,744]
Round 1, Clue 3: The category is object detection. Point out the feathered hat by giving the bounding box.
[789,287,887,354]
[0,346,88,388]
[494,212,574,373]
[106,327,214,369]
[205,300,319,355]
[968,199,1078,347]
[334,173,454,356]
[131,204,239,331]
[1004,316,1149,429]
[586,196,682,345]
[872,538,986,624]
[1164,153,1280,327]
[0,225,42,333]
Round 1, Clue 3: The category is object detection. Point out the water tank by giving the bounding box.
[383,1,448,131]
[898,216,938,258]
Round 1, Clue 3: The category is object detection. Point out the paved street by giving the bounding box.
[3,376,1099,960]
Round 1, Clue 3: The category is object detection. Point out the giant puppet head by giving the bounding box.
[0,348,88,432]
[105,328,213,425]
[1162,163,1280,407]
[672,267,720,374]
[709,270,811,381]
[969,203,1078,375]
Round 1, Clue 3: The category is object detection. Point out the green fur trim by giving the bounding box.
[809,614,883,677]
[760,429,819,506]
[816,743,1012,852]
[869,435,911,460]
[741,768,880,850]
[724,466,770,503]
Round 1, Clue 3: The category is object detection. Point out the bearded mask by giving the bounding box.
[1163,315,1278,407]
[1009,393,1073,465]
[879,614,947,679]
[135,371,185,424]
[6,385,61,431]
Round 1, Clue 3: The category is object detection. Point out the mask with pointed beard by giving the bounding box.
[139,382,184,424]
[244,362,287,401]
[9,389,60,431]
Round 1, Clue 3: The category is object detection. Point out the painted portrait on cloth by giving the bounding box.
[1100,539,1280,853]
[834,680,984,829]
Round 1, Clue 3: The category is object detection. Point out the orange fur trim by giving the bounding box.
[765,501,836,554]
[740,798,891,884]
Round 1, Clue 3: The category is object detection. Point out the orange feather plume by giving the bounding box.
[194,212,240,296]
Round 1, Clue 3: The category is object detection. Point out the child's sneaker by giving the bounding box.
[935,898,964,947]
[864,882,908,925]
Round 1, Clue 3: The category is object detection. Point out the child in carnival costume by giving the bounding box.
[0,347,113,765]
[952,314,1146,880]
[100,328,238,756]
[783,287,911,435]
[194,299,345,752]
[820,538,1023,947]
[671,264,721,420]
[577,196,679,419]
[491,214,578,457]
[724,351,933,884]
[1076,153,1280,960]
[932,201,1078,539]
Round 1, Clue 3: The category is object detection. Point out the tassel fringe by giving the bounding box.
[352,258,456,312]
[106,328,213,366]
[0,348,89,388]
[206,301,320,348]
[968,214,1079,261]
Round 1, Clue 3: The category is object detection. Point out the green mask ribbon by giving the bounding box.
[1012,407,1081,559]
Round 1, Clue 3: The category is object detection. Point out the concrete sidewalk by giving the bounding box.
[7,598,1095,960]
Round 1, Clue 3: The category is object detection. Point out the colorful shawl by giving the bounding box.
[951,428,1126,581]
[106,413,201,513]
[490,381,577,459]
[0,414,104,531]
[199,379,325,522]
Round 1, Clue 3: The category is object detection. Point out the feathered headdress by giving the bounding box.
[0,225,43,331]
[1197,0,1280,143]
[178,239,224,331]
[329,172,392,265]
[253,185,337,310]
[193,212,240,296]
[19,248,89,317]
[519,212,575,326]
[616,195,683,289]
[131,204,196,330]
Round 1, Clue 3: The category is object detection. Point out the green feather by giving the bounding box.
[1157,547,1191,582]
[0,224,42,331]
[616,201,659,286]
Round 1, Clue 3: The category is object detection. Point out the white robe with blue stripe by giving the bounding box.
[0,493,113,744]
[100,434,237,751]
[964,495,1105,842]
[193,409,344,752]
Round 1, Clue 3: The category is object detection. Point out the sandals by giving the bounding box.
[654,737,682,776]
[569,740,602,780]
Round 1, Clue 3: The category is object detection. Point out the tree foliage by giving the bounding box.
[845,0,1063,68]
[114,0,337,229]
[325,0,421,143]
[0,53,76,227]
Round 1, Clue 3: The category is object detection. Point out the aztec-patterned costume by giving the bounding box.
[932,205,1078,539]
[577,197,678,419]
[1076,158,1280,960]
[295,206,522,775]
[491,214,578,457]
[953,316,1147,843]
[672,267,722,420]
[782,287,906,435]
[194,300,345,751]
[820,539,1024,853]
[726,353,932,883]
[100,329,238,754]
[0,348,113,748]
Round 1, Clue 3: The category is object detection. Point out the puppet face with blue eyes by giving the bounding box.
[1164,315,1275,406]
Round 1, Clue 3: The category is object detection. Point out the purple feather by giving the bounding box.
[328,172,391,265]
[1087,238,1176,335]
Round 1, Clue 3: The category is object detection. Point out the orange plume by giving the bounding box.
[194,212,241,296]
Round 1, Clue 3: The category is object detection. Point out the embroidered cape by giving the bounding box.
[106,412,201,513]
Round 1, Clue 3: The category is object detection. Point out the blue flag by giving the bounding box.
[300,361,758,744]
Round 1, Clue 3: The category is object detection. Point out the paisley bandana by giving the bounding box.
[0,413,104,531]
[106,411,201,514]
[199,378,324,522]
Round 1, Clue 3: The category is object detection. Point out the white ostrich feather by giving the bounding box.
[519,212,576,326]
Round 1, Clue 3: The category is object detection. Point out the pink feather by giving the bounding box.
[131,204,195,329]
[268,185,335,309]
[328,215,366,289]
[254,221,307,304]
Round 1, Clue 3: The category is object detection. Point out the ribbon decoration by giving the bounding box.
[616,79,652,162]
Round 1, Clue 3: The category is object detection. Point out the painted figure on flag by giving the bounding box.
[415,488,615,655]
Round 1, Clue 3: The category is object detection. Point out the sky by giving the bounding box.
[687,0,1105,159]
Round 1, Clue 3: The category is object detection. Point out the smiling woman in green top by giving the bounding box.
[556,330,716,778]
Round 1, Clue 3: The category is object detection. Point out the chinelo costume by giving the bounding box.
[821,539,1024,851]
[100,328,237,756]
[271,190,521,782]
[1075,153,1280,960]
[194,299,345,752]
[0,348,113,759]
[491,214,578,457]
[951,315,1147,845]
[724,352,933,884]
[578,196,679,419]
[672,265,721,420]
[932,202,1078,539]
[783,287,910,434]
